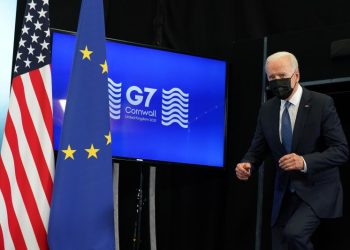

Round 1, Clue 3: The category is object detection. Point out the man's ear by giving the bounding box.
[295,68,300,82]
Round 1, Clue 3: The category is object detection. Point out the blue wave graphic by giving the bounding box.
[162,103,188,113]
[162,92,189,103]
[108,77,122,119]
[162,88,189,97]
[162,109,188,118]
[162,97,188,107]
[162,88,189,128]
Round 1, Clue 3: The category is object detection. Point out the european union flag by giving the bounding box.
[48,0,115,249]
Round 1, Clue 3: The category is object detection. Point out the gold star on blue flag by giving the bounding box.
[48,0,115,249]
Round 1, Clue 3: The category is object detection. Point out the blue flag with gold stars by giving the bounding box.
[48,0,115,249]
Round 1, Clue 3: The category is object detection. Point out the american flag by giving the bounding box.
[0,0,54,249]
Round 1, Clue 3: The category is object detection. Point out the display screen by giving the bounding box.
[52,31,227,167]
[0,0,17,148]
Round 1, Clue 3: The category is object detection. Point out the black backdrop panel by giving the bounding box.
[155,38,264,250]
[267,23,350,82]
[224,38,265,250]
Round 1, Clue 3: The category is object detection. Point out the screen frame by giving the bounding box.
[51,28,229,169]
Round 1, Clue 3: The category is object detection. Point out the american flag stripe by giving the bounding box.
[12,76,53,203]
[9,92,51,224]
[27,66,53,143]
[0,141,38,250]
[26,70,53,138]
[0,156,27,250]
[21,70,54,179]
[0,179,18,250]
[39,65,53,110]
[3,115,48,249]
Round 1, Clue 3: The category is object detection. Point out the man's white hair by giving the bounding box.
[265,51,299,71]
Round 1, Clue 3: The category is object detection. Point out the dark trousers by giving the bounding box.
[272,192,320,250]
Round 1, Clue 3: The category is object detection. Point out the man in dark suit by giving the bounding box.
[235,51,349,250]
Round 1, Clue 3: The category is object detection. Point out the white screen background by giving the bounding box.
[0,0,17,147]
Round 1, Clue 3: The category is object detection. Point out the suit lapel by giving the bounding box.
[270,98,286,155]
[292,88,312,152]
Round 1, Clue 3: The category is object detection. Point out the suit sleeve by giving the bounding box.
[242,108,270,172]
[303,97,349,175]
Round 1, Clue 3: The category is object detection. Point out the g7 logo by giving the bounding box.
[126,86,157,107]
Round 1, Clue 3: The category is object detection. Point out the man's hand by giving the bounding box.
[235,162,251,180]
[279,153,305,171]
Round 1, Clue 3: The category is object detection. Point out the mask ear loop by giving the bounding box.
[289,70,296,80]
[289,70,297,88]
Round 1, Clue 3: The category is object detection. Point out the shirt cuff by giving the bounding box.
[300,157,307,173]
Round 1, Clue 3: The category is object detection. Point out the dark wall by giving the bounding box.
[13,0,350,249]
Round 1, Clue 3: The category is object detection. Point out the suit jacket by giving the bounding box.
[243,87,349,225]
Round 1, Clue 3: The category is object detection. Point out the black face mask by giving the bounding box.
[268,77,293,100]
